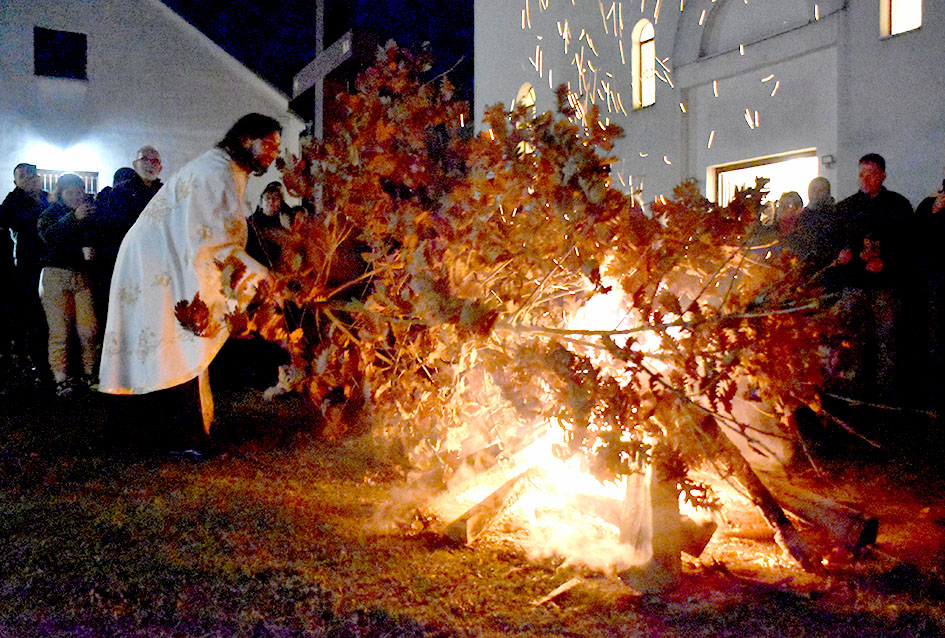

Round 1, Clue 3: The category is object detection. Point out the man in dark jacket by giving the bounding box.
[0,163,50,385]
[833,153,914,403]
[92,146,163,317]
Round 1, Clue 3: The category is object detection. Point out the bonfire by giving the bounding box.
[179,43,875,589]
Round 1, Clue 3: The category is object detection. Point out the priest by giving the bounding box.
[98,113,284,437]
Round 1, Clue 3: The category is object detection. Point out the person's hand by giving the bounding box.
[75,200,94,220]
[932,191,945,215]
[836,248,853,265]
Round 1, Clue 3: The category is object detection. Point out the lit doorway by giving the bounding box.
[709,150,819,213]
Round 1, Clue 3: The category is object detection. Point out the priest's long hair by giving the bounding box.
[218,113,283,175]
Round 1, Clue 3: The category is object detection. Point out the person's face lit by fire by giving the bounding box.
[133,147,162,184]
[244,132,282,176]
[858,161,885,198]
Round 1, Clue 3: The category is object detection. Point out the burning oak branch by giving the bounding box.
[201,44,874,580]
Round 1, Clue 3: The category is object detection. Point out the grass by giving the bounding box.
[2,372,945,637]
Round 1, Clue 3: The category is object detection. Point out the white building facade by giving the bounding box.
[0,0,303,202]
[475,0,945,208]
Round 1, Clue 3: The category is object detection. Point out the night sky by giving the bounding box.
[160,0,474,102]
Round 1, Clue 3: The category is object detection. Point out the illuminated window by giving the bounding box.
[513,83,536,156]
[34,26,88,80]
[37,169,97,194]
[881,0,921,37]
[710,150,817,207]
[513,83,537,119]
[632,20,656,110]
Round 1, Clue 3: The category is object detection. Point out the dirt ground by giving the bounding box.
[2,365,945,637]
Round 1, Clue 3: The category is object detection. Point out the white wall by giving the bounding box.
[836,2,945,205]
[475,0,945,208]
[0,0,303,206]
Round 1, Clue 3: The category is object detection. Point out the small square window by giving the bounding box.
[881,0,921,37]
[34,26,88,80]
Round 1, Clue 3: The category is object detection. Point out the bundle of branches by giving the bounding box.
[215,43,842,568]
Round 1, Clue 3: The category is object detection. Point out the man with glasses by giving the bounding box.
[0,163,50,387]
[92,146,164,318]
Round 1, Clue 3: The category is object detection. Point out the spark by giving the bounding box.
[489,128,495,140]
[739,44,745,55]
[771,80,780,96]
[600,1,609,33]
[525,0,531,28]
[641,0,645,12]
[460,113,464,127]
[761,74,774,82]
[713,80,719,97]
[699,9,706,25]
[619,40,626,64]
[754,110,760,128]
[708,130,715,148]
[679,102,687,113]
[588,59,596,73]
[549,68,554,88]
[680,0,684,10]
[522,9,526,29]
[639,152,648,157]
[619,2,624,31]
[616,173,626,186]
[663,155,671,165]
[587,34,599,56]
[815,4,820,20]
[654,0,661,22]
[744,109,755,129]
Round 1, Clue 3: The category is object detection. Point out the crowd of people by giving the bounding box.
[752,154,945,431]
[0,115,287,443]
[2,128,944,449]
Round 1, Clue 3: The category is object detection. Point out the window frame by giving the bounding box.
[33,26,88,80]
[880,0,922,38]
[631,20,656,110]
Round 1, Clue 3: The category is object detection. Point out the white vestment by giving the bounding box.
[99,148,267,394]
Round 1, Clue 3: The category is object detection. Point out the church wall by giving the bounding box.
[836,4,945,206]
[475,0,942,209]
[0,0,303,204]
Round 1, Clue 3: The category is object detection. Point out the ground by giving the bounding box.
[2,360,945,637]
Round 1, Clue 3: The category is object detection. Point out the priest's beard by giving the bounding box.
[225,143,270,176]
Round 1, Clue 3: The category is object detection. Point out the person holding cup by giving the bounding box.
[37,173,99,397]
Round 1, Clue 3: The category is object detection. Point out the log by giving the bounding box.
[691,415,823,571]
[442,466,545,544]
[759,469,878,550]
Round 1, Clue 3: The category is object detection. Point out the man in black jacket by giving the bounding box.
[0,163,50,386]
[92,146,163,318]
[834,153,914,403]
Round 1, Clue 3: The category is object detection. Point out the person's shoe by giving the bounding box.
[81,373,99,392]
[55,379,76,399]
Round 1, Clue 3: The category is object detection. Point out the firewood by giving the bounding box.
[691,415,823,572]
[442,466,546,544]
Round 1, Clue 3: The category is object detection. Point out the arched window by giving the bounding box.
[513,83,536,155]
[632,20,656,110]
[513,83,537,119]
[882,0,921,37]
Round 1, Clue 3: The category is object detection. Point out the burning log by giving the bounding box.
[693,415,823,571]
[442,466,546,544]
